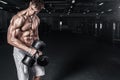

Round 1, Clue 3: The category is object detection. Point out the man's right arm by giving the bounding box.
[7,16,36,55]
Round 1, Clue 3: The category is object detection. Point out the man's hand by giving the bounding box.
[37,50,43,56]
[29,48,37,56]
[34,50,42,59]
[29,48,42,56]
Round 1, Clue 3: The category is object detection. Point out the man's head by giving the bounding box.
[28,0,44,15]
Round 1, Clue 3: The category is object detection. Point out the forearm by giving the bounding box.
[8,38,36,55]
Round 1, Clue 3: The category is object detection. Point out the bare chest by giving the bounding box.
[21,17,38,31]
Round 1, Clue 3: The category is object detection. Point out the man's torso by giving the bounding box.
[12,12,39,47]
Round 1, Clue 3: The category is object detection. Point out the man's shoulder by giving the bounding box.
[35,15,40,24]
[12,14,24,21]
[9,14,25,28]
[10,14,24,24]
[12,10,26,20]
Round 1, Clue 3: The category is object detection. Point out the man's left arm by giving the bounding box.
[34,26,39,40]
[34,17,40,40]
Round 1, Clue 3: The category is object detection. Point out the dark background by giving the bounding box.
[1,0,120,80]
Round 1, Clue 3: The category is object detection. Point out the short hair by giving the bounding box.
[30,0,44,9]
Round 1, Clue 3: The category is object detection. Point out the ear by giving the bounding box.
[29,2,32,6]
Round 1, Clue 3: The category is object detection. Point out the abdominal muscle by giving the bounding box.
[19,30,35,47]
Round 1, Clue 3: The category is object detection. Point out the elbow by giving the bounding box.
[7,39,12,45]
[7,37,15,46]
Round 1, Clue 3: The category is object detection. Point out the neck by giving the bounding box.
[25,8,34,17]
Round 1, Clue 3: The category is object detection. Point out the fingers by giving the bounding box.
[38,51,42,56]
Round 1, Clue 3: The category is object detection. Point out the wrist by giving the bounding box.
[28,48,32,54]
[29,48,37,56]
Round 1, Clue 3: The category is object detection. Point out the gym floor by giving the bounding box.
[1,31,120,80]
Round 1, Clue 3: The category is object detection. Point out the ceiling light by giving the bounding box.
[46,10,49,12]
[96,13,99,15]
[100,23,102,29]
[60,15,63,17]
[49,12,51,14]
[70,6,73,8]
[87,10,90,12]
[68,9,71,12]
[60,21,62,26]
[67,11,70,15]
[49,4,52,7]
[101,11,104,14]
[68,11,70,13]
[0,7,3,9]
[72,0,75,4]
[83,12,86,14]
[0,0,7,4]
[118,6,120,8]
[108,9,112,11]
[99,2,104,6]
[67,12,70,15]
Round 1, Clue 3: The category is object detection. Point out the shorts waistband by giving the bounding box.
[13,47,29,56]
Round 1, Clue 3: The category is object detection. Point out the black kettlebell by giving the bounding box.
[37,55,49,66]
[32,40,46,51]
[22,40,46,67]
[33,40,49,66]
[22,54,35,67]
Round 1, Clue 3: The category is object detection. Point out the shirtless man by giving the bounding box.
[7,0,45,80]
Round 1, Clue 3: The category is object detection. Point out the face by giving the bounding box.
[29,3,44,15]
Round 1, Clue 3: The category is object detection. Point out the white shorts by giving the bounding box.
[13,47,45,80]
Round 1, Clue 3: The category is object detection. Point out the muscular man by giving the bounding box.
[7,0,45,80]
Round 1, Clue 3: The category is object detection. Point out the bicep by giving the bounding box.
[35,17,40,39]
[7,17,23,40]
[7,25,17,42]
[33,17,40,40]
[34,27,39,40]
